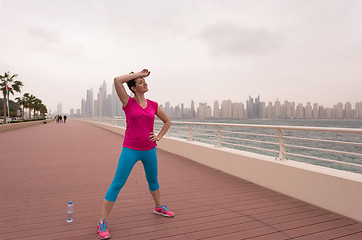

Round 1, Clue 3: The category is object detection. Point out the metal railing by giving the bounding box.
[86,118,362,174]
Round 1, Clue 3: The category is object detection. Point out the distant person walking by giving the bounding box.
[97,69,173,239]
[63,115,67,123]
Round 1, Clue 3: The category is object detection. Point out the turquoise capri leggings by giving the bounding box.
[105,147,159,202]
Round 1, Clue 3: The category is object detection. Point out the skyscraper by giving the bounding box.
[86,88,94,117]
[81,99,86,117]
[266,101,273,119]
[284,100,291,119]
[255,95,261,118]
[213,100,220,118]
[305,102,312,119]
[231,102,245,119]
[247,96,255,119]
[198,102,211,119]
[296,103,304,119]
[106,94,112,118]
[97,81,107,117]
[318,106,324,119]
[165,102,171,116]
[274,99,281,119]
[345,102,352,119]
[221,100,232,118]
[191,100,196,118]
[112,83,123,117]
[181,103,184,117]
[313,103,319,119]
[57,102,62,115]
[291,102,296,118]
[356,102,362,119]
[261,102,266,119]
[333,102,343,119]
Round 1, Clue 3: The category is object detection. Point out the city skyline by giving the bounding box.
[1,1,362,114]
[61,81,362,120]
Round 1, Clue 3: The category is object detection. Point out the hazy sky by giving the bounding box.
[1,0,361,113]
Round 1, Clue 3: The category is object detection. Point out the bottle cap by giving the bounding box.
[69,201,72,204]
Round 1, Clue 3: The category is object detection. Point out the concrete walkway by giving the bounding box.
[0,120,361,239]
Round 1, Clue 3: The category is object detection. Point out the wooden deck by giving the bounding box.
[1,120,361,240]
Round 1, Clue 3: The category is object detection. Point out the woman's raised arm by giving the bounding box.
[114,70,150,106]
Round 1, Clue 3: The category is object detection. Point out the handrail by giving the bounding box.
[283,136,362,146]
[84,118,362,173]
[169,121,362,134]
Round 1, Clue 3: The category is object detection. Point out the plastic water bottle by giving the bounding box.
[66,201,74,222]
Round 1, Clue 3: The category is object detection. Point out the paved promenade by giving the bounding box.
[1,120,362,240]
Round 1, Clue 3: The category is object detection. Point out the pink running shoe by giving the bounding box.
[97,218,111,239]
[154,204,174,217]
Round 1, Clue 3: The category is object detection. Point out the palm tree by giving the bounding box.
[34,98,44,119]
[26,94,36,120]
[23,93,30,119]
[23,93,36,120]
[15,96,26,120]
[33,98,42,119]
[39,104,48,118]
[0,71,23,123]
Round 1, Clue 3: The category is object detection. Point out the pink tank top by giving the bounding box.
[122,97,158,150]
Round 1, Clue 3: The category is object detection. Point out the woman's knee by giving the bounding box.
[147,178,159,191]
[105,184,123,202]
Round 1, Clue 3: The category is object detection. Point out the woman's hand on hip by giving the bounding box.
[149,132,161,142]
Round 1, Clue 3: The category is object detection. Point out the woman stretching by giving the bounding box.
[97,69,174,239]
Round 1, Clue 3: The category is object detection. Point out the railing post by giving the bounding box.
[216,125,222,147]
[188,124,193,141]
[276,128,286,160]
[166,123,171,137]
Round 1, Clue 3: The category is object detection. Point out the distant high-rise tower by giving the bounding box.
[261,102,266,119]
[284,100,291,119]
[231,102,243,119]
[86,88,94,117]
[198,102,210,119]
[345,102,352,119]
[81,99,86,116]
[356,102,362,119]
[165,102,171,116]
[97,81,107,117]
[191,100,196,118]
[112,83,123,117]
[247,96,255,119]
[333,102,343,119]
[305,102,312,119]
[274,99,281,119]
[57,102,62,115]
[255,95,261,118]
[296,103,304,119]
[313,103,319,119]
[181,103,184,117]
[291,102,296,118]
[266,101,274,119]
[213,101,220,118]
[246,95,262,118]
[221,100,232,118]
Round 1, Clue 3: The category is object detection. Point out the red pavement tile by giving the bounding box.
[0,120,361,240]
